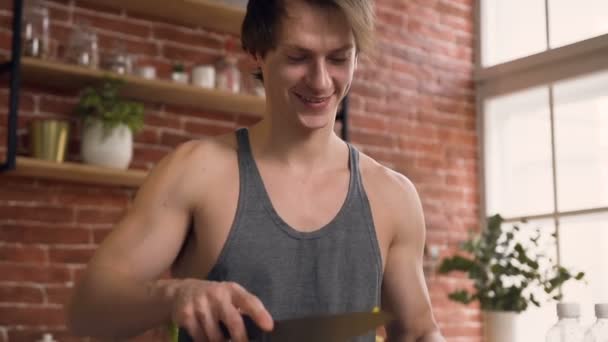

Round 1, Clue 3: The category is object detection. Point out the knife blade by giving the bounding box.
[177,310,394,341]
[258,310,394,342]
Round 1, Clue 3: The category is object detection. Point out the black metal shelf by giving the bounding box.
[0,0,23,172]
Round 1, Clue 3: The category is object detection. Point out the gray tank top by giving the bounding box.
[180,128,383,341]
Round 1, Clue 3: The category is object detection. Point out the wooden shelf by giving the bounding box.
[20,57,266,117]
[7,157,148,187]
[79,0,246,36]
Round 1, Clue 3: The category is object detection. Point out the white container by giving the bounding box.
[547,303,585,342]
[136,65,156,80]
[81,119,133,169]
[191,65,215,88]
[483,311,518,342]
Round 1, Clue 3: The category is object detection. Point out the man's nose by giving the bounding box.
[305,60,332,92]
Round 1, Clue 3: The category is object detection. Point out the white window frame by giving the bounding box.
[475,0,608,262]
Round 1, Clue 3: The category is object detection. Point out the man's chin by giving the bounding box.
[295,110,333,130]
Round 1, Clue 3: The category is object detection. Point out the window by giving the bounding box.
[478,1,608,340]
[481,0,608,67]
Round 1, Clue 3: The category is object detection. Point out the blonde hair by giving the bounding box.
[242,0,375,57]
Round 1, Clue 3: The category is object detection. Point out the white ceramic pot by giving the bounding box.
[483,311,518,342]
[81,119,133,169]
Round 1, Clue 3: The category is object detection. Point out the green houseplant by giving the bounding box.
[438,214,585,342]
[438,214,585,312]
[75,78,144,169]
[76,77,144,135]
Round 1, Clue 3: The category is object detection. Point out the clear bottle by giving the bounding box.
[547,303,586,342]
[22,0,50,58]
[215,55,241,93]
[584,304,608,342]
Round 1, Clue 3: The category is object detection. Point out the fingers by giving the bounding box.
[219,303,247,342]
[227,282,274,332]
[174,305,207,342]
[197,305,223,342]
[172,280,272,342]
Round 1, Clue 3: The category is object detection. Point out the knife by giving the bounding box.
[175,310,394,341]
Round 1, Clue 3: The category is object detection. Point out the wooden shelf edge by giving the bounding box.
[8,157,147,187]
[21,57,266,117]
[79,0,245,36]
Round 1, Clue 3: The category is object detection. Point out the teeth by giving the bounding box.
[300,95,326,103]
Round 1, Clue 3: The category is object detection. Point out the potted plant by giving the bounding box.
[76,77,144,169]
[171,62,189,84]
[438,214,585,342]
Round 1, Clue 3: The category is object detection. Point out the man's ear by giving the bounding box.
[354,53,358,70]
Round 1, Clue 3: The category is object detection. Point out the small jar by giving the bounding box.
[215,56,240,93]
[104,45,133,75]
[65,22,99,68]
[22,0,50,58]
[191,65,215,89]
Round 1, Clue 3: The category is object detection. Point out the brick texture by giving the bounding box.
[0,0,479,340]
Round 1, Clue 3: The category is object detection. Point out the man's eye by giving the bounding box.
[287,56,307,63]
[329,57,348,64]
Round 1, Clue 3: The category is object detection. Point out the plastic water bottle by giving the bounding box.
[584,304,608,342]
[546,303,585,342]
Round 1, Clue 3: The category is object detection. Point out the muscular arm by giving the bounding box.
[381,175,445,342]
[67,142,199,338]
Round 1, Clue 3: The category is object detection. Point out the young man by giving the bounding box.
[68,1,445,341]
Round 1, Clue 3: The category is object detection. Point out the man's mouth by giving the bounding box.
[294,92,332,105]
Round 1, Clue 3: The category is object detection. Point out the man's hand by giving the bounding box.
[164,279,274,342]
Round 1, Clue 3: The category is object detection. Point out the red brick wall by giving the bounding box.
[0,0,479,341]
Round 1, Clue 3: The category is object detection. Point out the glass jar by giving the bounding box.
[103,42,133,75]
[22,0,50,58]
[64,21,99,68]
[215,56,241,93]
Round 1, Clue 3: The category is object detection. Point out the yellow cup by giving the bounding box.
[29,119,70,162]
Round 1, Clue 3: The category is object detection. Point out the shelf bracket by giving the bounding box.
[1,0,24,173]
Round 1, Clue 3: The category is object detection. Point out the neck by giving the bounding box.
[249,116,344,172]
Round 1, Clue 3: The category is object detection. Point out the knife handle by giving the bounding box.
[219,314,264,340]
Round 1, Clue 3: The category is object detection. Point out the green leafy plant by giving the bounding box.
[75,77,144,135]
[438,214,585,313]
[172,62,185,73]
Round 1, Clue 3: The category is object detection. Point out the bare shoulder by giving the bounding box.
[358,151,420,210]
[358,151,425,242]
[136,133,238,203]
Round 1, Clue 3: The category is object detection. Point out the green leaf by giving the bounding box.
[76,77,145,134]
[448,290,474,305]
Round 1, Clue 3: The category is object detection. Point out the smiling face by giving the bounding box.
[257,0,358,131]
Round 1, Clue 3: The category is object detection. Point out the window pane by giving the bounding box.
[484,87,554,218]
[548,0,608,48]
[481,0,547,66]
[559,212,608,326]
[553,70,608,212]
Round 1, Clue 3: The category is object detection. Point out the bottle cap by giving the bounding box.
[557,303,580,318]
[595,303,608,319]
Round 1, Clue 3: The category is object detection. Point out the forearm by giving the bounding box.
[67,268,175,339]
